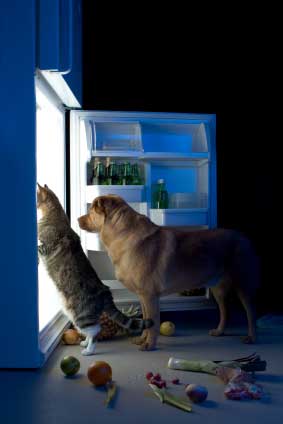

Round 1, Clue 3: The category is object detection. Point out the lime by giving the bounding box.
[60,356,80,376]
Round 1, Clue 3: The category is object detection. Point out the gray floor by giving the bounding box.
[1,312,283,424]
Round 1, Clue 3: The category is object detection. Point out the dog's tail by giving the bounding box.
[103,293,153,333]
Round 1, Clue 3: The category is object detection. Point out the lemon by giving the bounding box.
[160,321,175,336]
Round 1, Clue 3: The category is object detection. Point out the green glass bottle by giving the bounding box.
[123,162,132,185]
[105,157,111,185]
[156,179,169,209]
[117,163,124,185]
[92,161,106,185]
[131,163,142,185]
[108,161,119,185]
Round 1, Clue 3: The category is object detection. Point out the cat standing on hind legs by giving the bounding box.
[37,183,153,356]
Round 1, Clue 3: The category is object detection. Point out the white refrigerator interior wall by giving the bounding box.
[36,84,65,331]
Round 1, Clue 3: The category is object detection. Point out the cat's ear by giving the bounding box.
[37,183,47,202]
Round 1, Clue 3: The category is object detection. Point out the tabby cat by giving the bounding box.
[37,184,153,355]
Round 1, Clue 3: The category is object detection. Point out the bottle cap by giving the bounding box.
[157,179,165,184]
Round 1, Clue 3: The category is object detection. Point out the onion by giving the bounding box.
[185,384,208,403]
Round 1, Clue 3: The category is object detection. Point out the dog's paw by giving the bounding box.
[139,341,156,351]
[241,335,256,344]
[209,328,224,337]
[131,335,147,345]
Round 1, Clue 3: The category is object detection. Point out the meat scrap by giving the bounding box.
[216,367,264,400]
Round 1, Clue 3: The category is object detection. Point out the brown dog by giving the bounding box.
[78,195,259,350]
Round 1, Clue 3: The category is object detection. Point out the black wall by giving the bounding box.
[82,2,278,315]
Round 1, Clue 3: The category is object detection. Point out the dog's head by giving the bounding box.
[78,194,125,233]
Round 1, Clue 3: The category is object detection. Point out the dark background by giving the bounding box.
[82,2,278,315]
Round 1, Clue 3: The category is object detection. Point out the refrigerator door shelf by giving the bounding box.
[86,185,145,203]
[150,208,208,226]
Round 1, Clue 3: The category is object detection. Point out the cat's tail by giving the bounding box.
[103,294,154,333]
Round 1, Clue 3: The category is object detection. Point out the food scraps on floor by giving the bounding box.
[104,381,118,407]
[167,353,266,400]
[149,384,192,412]
[185,384,208,403]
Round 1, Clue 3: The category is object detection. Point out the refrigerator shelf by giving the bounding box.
[85,184,145,203]
[108,287,215,311]
[150,208,208,226]
[84,208,209,253]
[91,150,142,158]
[91,151,209,165]
[140,152,209,167]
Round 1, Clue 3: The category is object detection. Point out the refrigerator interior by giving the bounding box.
[36,82,66,331]
[70,112,216,311]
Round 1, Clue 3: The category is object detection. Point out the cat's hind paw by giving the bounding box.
[80,339,88,347]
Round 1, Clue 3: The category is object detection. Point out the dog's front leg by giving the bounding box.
[132,296,148,345]
[139,294,160,351]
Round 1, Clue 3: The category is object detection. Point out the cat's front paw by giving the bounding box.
[80,339,88,347]
[38,244,48,256]
[81,348,96,356]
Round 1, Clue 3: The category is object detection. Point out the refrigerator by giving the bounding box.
[0,0,216,368]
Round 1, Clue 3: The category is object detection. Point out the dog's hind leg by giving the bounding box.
[230,236,259,343]
[235,288,257,344]
[209,281,230,337]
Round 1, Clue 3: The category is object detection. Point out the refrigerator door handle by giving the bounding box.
[37,0,73,74]
[59,0,73,74]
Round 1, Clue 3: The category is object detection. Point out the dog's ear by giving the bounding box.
[93,195,121,215]
[93,197,106,214]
